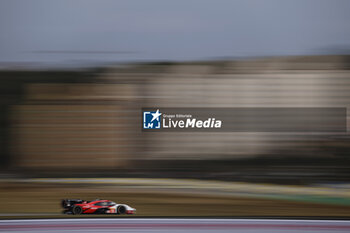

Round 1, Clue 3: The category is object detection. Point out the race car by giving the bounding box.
[61,199,136,215]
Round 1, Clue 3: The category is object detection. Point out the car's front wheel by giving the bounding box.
[117,205,126,214]
[72,205,83,215]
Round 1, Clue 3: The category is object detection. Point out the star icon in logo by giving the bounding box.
[151,109,162,122]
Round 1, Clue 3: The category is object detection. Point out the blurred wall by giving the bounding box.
[11,83,140,169]
[3,55,350,173]
[139,57,350,160]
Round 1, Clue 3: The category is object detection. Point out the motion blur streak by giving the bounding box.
[2,56,350,183]
[2,0,350,221]
[1,219,350,233]
[2,56,350,217]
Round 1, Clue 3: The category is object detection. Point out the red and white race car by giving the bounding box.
[61,199,136,215]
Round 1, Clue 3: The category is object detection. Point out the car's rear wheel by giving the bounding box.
[72,205,83,215]
[117,205,126,214]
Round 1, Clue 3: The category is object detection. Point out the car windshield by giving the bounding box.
[94,202,108,206]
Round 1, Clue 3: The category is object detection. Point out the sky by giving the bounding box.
[0,0,350,66]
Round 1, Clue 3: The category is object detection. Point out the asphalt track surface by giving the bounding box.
[1,219,350,233]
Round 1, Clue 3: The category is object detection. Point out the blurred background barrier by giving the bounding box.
[1,55,350,184]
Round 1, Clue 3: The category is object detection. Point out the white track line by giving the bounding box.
[1,218,350,223]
